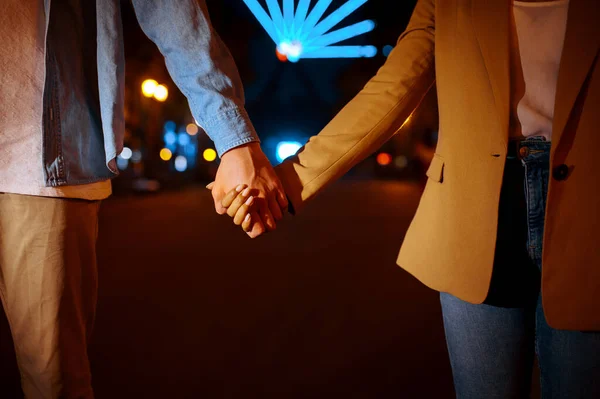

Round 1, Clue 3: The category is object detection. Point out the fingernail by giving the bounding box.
[244,213,251,223]
[242,187,251,197]
[245,196,254,206]
[236,184,245,192]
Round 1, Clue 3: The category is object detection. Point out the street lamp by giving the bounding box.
[141,79,158,98]
[141,79,168,102]
[153,85,168,102]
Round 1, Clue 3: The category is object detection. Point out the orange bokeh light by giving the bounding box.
[275,49,287,62]
[376,152,392,166]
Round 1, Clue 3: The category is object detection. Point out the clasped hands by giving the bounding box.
[206,142,288,238]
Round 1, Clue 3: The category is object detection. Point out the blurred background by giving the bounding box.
[112,0,438,195]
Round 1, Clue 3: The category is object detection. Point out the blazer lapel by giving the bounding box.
[471,0,511,146]
[552,0,600,147]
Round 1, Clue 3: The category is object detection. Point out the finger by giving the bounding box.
[227,188,252,218]
[258,200,277,231]
[241,213,252,232]
[247,213,266,238]
[213,190,227,215]
[206,182,215,190]
[275,188,288,212]
[268,192,283,221]
[221,184,247,209]
[233,195,255,225]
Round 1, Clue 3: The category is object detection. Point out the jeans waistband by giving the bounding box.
[507,137,551,161]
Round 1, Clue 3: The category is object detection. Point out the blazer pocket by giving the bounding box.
[426,153,445,183]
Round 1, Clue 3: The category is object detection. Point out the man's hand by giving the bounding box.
[210,143,288,238]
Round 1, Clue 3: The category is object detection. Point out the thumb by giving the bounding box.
[214,197,226,215]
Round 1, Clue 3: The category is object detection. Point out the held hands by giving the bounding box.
[207,183,283,237]
[216,184,257,233]
[207,142,288,238]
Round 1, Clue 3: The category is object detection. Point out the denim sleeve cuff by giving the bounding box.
[200,108,261,157]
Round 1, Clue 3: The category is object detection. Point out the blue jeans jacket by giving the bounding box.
[42,0,259,187]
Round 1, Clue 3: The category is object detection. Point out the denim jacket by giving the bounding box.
[42,0,259,187]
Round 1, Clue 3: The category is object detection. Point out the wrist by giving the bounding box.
[221,142,261,160]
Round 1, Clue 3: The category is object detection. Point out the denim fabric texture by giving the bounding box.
[42,0,259,187]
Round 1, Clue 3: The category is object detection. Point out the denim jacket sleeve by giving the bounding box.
[131,0,259,156]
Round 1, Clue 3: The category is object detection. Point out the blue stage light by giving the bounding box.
[301,45,377,58]
[293,0,311,33]
[306,0,369,40]
[276,141,302,162]
[244,0,280,43]
[306,20,375,49]
[244,0,376,62]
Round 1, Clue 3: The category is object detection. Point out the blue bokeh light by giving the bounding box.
[119,147,133,160]
[164,121,176,132]
[276,141,302,162]
[382,44,394,57]
[178,133,190,146]
[116,157,129,170]
[164,131,177,146]
[174,156,188,172]
[184,144,197,157]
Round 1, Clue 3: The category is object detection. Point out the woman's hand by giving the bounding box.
[207,183,261,235]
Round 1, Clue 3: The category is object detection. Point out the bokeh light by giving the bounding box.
[275,49,288,62]
[120,147,133,160]
[203,148,217,162]
[382,45,394,57]
[186,123,199,136]
[160,148,172,161]
[154,85,168,102]
[394,155,408,169]
[276,141,302,163]
[141,79,158,97]
[376,152,392,166]
[174,155,188,172]
[164,131,177,146]
[178,133,190,146]
[116,157,129,170]
[131,150,142,163]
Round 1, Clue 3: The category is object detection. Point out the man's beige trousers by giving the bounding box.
[0,193,100,399]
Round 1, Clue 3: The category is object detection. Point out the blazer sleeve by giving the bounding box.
[276,0,436,213]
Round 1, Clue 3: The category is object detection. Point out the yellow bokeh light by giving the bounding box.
[154,85,168,102]
[160,148,172,161]
[141,79,158,97]
[203,148,217,162]
[186,123,199,136]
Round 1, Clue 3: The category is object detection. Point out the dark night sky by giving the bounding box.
[120,0,419,152]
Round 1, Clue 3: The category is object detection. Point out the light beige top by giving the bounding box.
[0,0,111,199]
[509,0,570,140]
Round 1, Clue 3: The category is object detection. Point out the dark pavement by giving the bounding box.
[1,180,456,398]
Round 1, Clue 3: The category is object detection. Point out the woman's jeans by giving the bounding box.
[440,137,600,398]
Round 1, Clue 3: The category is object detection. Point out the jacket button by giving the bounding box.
[553,164,569,181]
[519,146,530,158]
